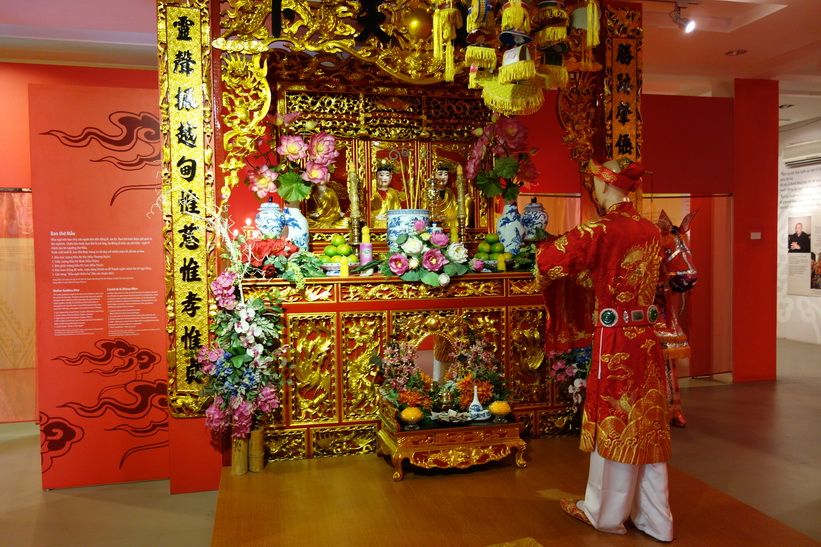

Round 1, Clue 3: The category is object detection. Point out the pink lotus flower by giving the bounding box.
[421,248,449,272]
[301,161,329,184]
[517,158,541,183]
[495,116,528,151]
[430,231,450,247]
[387,253,409,276]
[472,258,485,271]
[276,134,308,162]
[413,219,427,232]
[308,131,339,166]
[271,111,301,126]
[248,168,279,199]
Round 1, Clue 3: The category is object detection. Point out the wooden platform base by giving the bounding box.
[212,436,817,546]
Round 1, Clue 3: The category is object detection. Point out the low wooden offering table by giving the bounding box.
[377,397,527,481]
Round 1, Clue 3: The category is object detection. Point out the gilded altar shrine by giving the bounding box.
[244,272,576,462]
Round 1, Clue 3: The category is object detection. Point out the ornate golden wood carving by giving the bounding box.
[268,428,308,461]
[312,424,378,457]
[287,313,338,424]
[340,311,388,420]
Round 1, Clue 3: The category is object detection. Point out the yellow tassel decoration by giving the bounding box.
[502,0,531,33]
[465,45,497,69]
[433,6,462,82]
[538,63,568,89]
[469,68,495,89]
[482,76,545,116]
[433,7,462,60]
[534,26,567,46]
[498,60,537,84]
[587,0,600,48]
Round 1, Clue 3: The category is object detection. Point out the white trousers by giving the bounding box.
[579,446,674,542]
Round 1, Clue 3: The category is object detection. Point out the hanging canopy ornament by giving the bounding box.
[481,75,545,116]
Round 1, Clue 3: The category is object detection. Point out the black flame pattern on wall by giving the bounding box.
[54,338,162,378]
[39,411,85,473]
[42,111,161,204]
[48,338,169,471]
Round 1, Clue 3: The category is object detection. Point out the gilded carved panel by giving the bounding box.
[507,306,548,405]
[462,307,505,362]
[538,409,575,438]
[268,428,308,461]
[340,311,388,421]
[286,313,337,425]
[311,424,378,458]
[340,279,504,301]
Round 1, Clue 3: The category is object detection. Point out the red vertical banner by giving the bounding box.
[30,85,169,488]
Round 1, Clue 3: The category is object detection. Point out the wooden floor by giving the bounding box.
[212,436,818,546]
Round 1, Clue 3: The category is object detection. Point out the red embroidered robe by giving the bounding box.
[536,201,671,465]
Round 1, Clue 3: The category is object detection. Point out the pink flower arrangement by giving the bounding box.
[246,112,339,202]
[466,114,540,202]
[195,269,289,439]
[377,226,472,287]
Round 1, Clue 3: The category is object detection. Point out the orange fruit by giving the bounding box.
[485,233,500,244]
[474,252,488,261]
[490,242,505,254]
[330,233,346,246]
[324,245,338,257]
[337,243,352,256]
[477,241,491,254]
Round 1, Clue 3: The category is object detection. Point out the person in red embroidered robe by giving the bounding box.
[536,158,674,542]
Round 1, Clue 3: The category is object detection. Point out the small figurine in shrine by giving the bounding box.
[424,163,471,228]
[307,173,348,229]
[370,161,403,229]
[538,157,674,543]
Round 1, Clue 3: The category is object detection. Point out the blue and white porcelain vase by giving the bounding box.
[521,198,548,242]
[387,209,429,250]
[496,200,524,254]
[283,201,310,251]
[255,199,285,238]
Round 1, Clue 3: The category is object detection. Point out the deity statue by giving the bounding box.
[307,174,348,229]
[370,162,404,229]
[424,163,471,228]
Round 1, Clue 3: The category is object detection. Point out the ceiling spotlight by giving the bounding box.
[670,6,695,33]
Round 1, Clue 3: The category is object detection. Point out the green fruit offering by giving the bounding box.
[474,252,488,261]
[324,245,338,257]
[488,253,500,261]
[477,241,491,254]
[330,233,346,246]
[490,242,506,254]
[337,243,352,256]
[485,233,500,244]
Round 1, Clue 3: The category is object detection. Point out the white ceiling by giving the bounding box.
[1,0,819,126]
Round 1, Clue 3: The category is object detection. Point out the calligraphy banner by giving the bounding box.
[30,85,167,488]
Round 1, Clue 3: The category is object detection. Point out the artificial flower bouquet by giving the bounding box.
[195,269,289,439]
[547,346,592,414]
[245,111,340,203]
[440,332,510,411]
[239,236,325,288]
[373,340,436,413]
[465,114,541,202]
[373,331,510,424]
[360,220,483,287]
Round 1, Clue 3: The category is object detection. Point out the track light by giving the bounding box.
[670,6,695,33]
